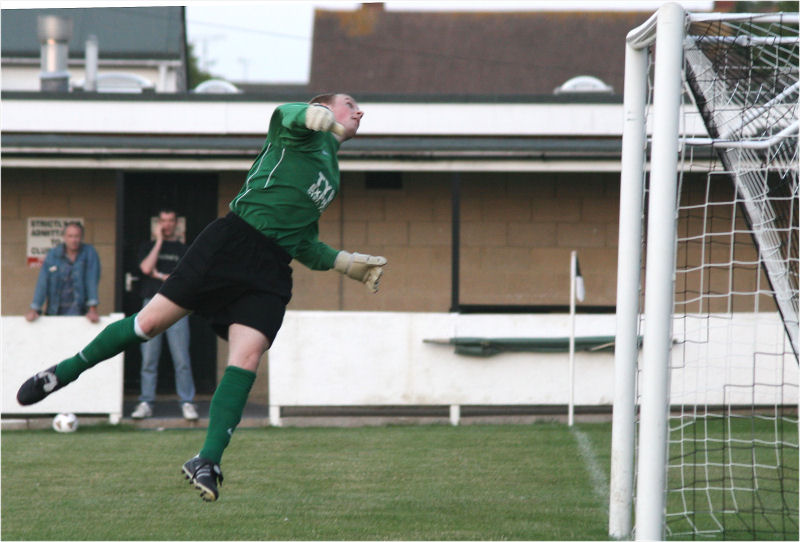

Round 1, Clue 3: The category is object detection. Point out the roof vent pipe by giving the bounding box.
[84,35,99,92]
[37,14,73,92]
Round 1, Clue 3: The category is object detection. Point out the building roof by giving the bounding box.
[308,5,650,96]
[1,7,186,60]
[0,6,664,170]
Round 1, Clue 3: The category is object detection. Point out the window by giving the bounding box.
[365,171,403,190]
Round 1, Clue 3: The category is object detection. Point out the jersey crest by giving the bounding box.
[307,172,336,212]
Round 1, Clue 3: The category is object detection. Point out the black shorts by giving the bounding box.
[159,212,293,344]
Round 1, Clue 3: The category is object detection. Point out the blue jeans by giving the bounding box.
[138,298,195,404]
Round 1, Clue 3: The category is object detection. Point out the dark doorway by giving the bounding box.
[116,172,219,396]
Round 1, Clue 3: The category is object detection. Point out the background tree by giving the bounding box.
[186,42,215,89]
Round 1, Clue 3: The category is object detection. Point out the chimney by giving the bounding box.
[37,14,73,92]
[84,35,99,92]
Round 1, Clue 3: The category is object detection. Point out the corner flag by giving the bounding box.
[575,256,586,302]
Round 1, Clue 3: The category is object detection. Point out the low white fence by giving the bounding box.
[2,314,125,423]
[268,311,618,425]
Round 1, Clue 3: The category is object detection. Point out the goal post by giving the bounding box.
[610,4,687,539]
[610,3,799,540]
[607,16,650,539]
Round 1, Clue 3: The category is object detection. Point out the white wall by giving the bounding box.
[269,312,618,420]
[670,312,798,405]
[2,314,125,422]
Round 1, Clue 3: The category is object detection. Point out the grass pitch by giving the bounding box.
[2,422,611,540]
[665,415,799,540]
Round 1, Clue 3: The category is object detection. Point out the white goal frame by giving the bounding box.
[608,3,799,540]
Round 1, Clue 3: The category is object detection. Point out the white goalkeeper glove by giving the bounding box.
[305,104,345,136]
[334,250,387,293]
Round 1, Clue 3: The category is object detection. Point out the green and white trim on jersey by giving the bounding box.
[230,103,341,271]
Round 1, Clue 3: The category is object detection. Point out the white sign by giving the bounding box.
[27,217,83,268]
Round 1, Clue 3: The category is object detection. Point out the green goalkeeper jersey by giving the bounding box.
[230,103,341,270]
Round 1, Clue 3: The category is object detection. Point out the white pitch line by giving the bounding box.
[572,427,609,504]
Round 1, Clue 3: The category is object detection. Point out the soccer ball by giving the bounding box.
[52,413,79,433]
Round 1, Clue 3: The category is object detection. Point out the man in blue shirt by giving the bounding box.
[26,221,101,323]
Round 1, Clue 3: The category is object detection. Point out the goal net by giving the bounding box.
[609,6,798,540]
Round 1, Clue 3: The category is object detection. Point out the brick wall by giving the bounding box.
[288,170,622,311]
[459,172,619,306]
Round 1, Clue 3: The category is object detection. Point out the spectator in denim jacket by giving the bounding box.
[26,221,101,323]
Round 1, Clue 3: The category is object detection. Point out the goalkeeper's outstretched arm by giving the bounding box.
[292,240,387,293]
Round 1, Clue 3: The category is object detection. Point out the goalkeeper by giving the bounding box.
[16,93,385,502]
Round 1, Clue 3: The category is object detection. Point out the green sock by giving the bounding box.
[199,366,256,464]
[55,313,146,384]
